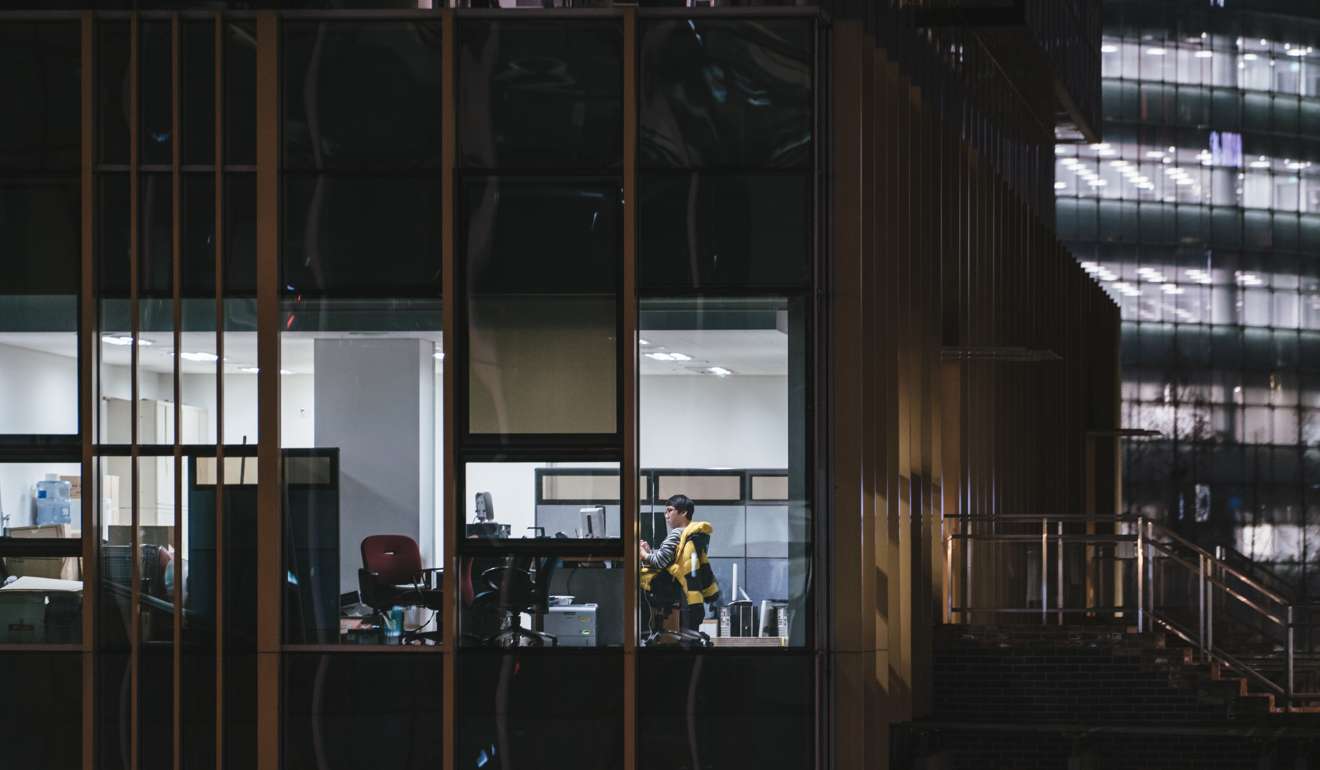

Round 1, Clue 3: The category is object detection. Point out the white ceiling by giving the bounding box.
[0,328,787,378]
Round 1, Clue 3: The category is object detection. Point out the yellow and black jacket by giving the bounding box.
[640,520,721,607]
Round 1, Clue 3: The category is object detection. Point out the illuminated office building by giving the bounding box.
[0,2,1110,769]
[1056,0,1320,595]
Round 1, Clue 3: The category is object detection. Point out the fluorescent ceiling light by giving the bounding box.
[645,352,676,361]
[1146,151,1166,158]
[1243,53,1259,61]
[1054,181,1067,190]
[103,335,151,347]
[1101,44,1118,53]
[668,353,692,361]
[433,351,445,360]
[1195,51,1214,59]
[1162,284,1185,295]
[706,367,733,378]
[181,352,220,362]
[638,339,650,346]
[239,367,293,375]
[1146,47,1167,56]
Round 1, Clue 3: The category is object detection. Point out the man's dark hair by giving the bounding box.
[666,494,694,520]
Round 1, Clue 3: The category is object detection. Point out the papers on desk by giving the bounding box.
[1,576,83,592]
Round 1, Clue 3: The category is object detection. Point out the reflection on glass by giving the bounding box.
[98,456,134,651]
[639,173,810,289]
[639,298,810,647]
[640,19,813,168]
[140,21,172,167]
[457,651,623,767]
[463,178,620,436]
[283,21,443,170]
[457,19,622,169]
[637,653,814,770]
[284,654,443,770]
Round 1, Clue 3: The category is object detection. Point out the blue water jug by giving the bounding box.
[35,475,72,526]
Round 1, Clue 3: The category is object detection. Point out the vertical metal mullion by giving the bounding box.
[129,15,142,770]
[80,13,97,770]
[440,10,457,770]
[621,10,639,770]
[170,15,183,770]
[255,13,282,770]
[213,14,226,769]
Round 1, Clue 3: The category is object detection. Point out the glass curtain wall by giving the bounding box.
[1057,2,1320,596]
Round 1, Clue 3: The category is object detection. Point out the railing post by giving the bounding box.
[1041,518,1049,626]
[1057,520,1064,626]
[1288,605,1295,709]
[1136,519,1145,632]
[1146,520,1155,632]
[1198,553,1207,662]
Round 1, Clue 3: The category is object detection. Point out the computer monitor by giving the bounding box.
[579,506,606,538]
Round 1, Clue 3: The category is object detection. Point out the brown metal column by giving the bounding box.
[621,9,639,770]
[213,14,226,768]
[129,15,142,770]
[79,14,97,770]
[441,10,456,770]
[255,12,282,770]
[170,15,183,770]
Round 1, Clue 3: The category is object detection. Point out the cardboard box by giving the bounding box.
[4,525,81,581]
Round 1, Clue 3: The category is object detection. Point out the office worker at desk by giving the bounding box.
[640,494,720,631]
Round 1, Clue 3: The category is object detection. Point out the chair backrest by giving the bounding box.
[360,535,423,585]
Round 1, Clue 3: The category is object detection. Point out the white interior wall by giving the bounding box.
[178,372,315,447]
[0,343,78,435]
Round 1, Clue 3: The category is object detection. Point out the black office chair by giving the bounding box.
[471,554,559,648]
[642,571,710,648]
[358,535,443,644]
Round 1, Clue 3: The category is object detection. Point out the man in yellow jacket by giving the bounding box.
[640,493,721,632]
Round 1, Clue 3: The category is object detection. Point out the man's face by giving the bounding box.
[664,505,686,529]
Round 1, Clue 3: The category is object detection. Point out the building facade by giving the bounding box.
[0,2,1111,770]
[1057,0,1320,597]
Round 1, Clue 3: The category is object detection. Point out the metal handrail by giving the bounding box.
[943,513,1304,707]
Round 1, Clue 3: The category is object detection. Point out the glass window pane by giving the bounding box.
[457,651,623,766]
[0,22,80,172]
[283,21,443,171]
[637,653,814,770]
[283,175,442,297]
[0,461,83,537]
[225,21,256,166]
[463,460,620,547]
[0,653,81,767]
[139,21,172,167]
[457,19,622,169]
[458,550,623,647]
[181,21,215,167]
[0,177,79,436]
[640,297,811,648]
[639,172,810,289]
[98,22,130,166]
[462,177,620,436]
[640,19,812,168]
[284,654,442,770]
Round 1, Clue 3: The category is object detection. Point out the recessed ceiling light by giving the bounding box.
[706,367,733,377]
[103,335,151,347]
[1101,44,1118,53]
[646,352,676,362]
[433,351,445,360]
[1146,47,1167,56]
[181,352,220,362]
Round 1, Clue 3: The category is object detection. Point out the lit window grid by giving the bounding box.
[1055,144,1320,211]
[1101,36,1320,97]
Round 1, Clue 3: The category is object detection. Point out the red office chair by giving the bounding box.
[358,534,443,644]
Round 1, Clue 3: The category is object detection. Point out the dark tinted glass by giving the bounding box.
[0,23,80,171]
[639,173,810,289]
[140,640,173,770]
[461,177,620,436]
[181,173,215,299]
[457,20,622,169]
[98,652,130,770]
[640,19,812,168]
[181,20,215,166]
[226,173,257,296]
[457,651,623,770]
[637,653,814,770]
[139,172,171,298]
[284,21,443,170]
[0,653,81,770]
[226,21,256,165]
[98,173,131,297]
[284,654,443,770]
[140,21,172,166]
[182,458,216,770]
[99,22,131,166]
[283,175,442,297]
[0,179,79,295]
